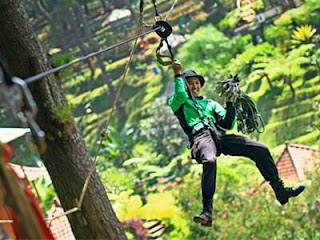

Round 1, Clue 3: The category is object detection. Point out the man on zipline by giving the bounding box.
[168,59,305,227]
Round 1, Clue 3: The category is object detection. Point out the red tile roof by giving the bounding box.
[47,201,75,240]
[276,142,318,181]
[9,164,47,181]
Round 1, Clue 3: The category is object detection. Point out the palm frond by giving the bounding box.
[291,25,317,46]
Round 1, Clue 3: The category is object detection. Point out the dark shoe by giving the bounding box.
[193,212,212,227]
[270,180,305,205]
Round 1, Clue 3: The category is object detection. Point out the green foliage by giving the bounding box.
[100,168,136,194]
[218,8,241,31]
[305,0,320,26]
[114,190,190,239]
[178,25,248,71]
[251,44,314,92]
[291,25,317,47]
[251,0,264,11]
[52,53,75,80]
[176,156,320,239]
[53,104,74,123]
[177,25,251,98]
[126,70,163,125]
[122,144,167,180]
[99,126,137,167]
[264,1,320,51]
[229,42,276,80]
[138,98,186,163]
[39,184,56,213]
[275,4,310,26]
[32,1,320,238]
[264,24,292,52]
[262,111,318,147]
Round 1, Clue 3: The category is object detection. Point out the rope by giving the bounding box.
[152,0,160,16]
[155,0,178,66]
[4,1,179,85]
[78,25,143,209]
[46,207,79,222]
[234,93,265,134]
[216,75,265,134]
[78,0,179,211]
[140,0,145,17]
[165,0,178,21]
[0,207,79,224]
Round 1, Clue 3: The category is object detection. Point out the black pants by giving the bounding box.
[191,131,279,202]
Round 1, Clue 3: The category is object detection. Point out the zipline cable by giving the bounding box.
[152,0,160,17]
[25,27,161,84]
[25,0,178,85]
[165,0,178,20]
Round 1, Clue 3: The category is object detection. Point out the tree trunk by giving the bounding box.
[71,7,96,80]
[100,0,107,12]
[79,0,90,16]
[264,74,273,89]
[0,1,127,239]
[284,75,295,100]
[36,0,49,19]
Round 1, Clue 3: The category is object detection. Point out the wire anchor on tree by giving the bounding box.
[0,58,46,152]
[216,74,265,134]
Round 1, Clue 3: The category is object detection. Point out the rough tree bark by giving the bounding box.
[0,1,127,239]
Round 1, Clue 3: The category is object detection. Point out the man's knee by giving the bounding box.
[202,157,217,164]
[251,142,272,161]
[202,161,216,174]
[257,143,270,154]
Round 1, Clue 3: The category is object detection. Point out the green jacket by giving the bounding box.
[168,76,235,134]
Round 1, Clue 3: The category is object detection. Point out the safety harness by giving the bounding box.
[151,14,222,144]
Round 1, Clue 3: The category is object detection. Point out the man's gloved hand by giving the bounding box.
[216,74,241,103]
[172,59,182,75]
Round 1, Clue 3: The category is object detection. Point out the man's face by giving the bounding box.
[187,76,201,97]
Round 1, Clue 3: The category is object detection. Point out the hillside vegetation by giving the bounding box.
[23,0,320,239]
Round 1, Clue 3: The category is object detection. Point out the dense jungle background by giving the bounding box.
[1,0,320,239]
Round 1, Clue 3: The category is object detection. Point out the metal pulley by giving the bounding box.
[153,20,172,39]
[154,21,175,66]
[0,58,46,152]
[156,39,174,66]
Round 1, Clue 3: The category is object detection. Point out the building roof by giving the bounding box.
[9,163,47,181]
[276,142,318,181]
[0,128,30,143]
[47,201,75,240]
[0,128,46,181]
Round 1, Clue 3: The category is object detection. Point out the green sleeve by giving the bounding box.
[212,101,226,118]
[210,101,236,129]
[168,76,188,112]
